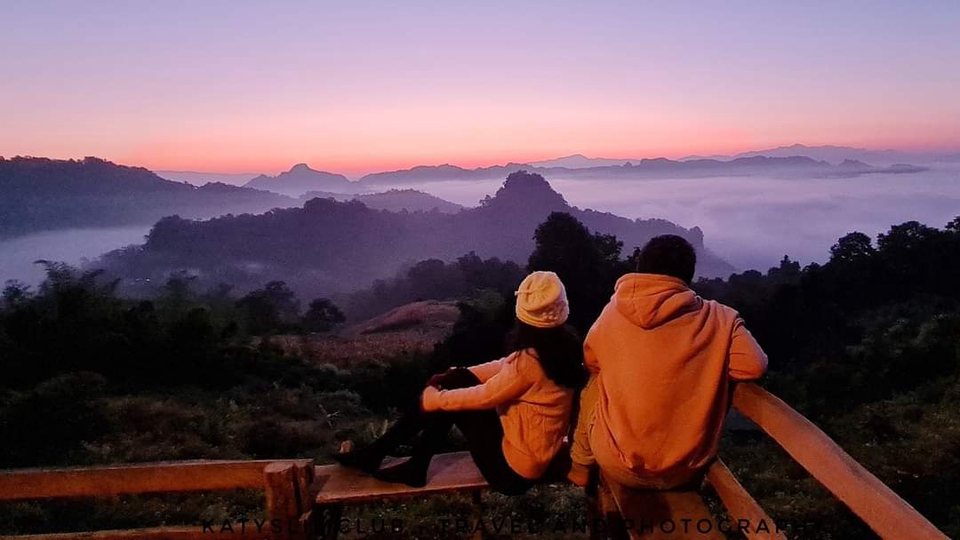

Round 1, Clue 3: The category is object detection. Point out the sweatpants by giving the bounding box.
[381,368,535,495]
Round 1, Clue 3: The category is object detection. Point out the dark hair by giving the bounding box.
[635,234,697,284]
[507,321,586,389]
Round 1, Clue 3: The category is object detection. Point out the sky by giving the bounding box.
[2,0,959,176]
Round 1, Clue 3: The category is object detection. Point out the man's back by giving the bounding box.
[579,273,767,489]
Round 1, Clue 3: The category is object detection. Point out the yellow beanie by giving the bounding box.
[515,271,569,328]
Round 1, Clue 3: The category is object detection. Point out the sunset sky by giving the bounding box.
[2,1,959,176]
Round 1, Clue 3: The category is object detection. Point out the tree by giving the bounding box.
[302,298,345,333]
[945,216,960,234]
[829,232,875,266]
[236,281,301,335]
[528,212,627,331]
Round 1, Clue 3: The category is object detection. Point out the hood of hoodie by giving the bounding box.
[613,273,702,329]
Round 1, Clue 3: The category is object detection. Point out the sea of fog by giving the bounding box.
[1,166,958,286]
[381,165,960,272]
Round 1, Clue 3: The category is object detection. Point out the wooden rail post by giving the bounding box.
[264,462,306,540]
[293,461,316,539]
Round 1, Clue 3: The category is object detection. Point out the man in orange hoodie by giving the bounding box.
[568,235,767,489]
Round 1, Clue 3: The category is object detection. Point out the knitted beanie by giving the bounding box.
[515,271,570,328]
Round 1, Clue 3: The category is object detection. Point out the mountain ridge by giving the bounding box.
[244,163,357,197]
[98,171,734,299]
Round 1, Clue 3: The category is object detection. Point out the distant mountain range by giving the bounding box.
[143,144,946,198]
[682,144,960,166]
[0,158,472,239]
[97,171,735,298]
[356,154,927,186]
[528,145,958,169]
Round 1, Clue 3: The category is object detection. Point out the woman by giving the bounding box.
[335,271,585,494]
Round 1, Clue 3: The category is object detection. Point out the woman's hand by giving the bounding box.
[421,386,440,412]
[426,367,459,388]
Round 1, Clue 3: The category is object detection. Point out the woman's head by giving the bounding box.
[510,272,584,388]
[514,271,569,328]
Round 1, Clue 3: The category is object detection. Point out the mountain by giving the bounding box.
[155,170,261,186]
[98,171,734,299]
[0,157,297,239]
[359,163,530,185]
[528,154,638,168]
[245,163,356,197]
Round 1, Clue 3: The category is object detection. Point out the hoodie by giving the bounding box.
[422,350,575,480]
[575,273,767,488]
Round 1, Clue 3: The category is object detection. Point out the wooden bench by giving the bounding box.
[582,383,949,540]
[312,452,488,539]
[589,459,785,540]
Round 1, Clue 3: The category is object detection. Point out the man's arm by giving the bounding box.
[584,325,601,374]
[728,317,768,381]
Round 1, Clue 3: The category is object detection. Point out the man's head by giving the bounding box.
[635,235,697,284]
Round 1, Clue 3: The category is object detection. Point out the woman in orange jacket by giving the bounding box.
[336,271,585,494]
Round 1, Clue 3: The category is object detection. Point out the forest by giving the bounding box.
[1,212,959,538]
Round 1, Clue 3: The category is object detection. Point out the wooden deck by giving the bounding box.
[0,383,950,540]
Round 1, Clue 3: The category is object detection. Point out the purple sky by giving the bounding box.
[2,1,959,175]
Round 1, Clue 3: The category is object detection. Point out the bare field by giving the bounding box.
[271,300,461,366]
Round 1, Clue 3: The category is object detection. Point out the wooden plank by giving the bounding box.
[314,451,488,504]
[0,526,262,540]
[732,383,949,540]
[0,459,311,501]
[603,473,723,540]
[705,459,787,539]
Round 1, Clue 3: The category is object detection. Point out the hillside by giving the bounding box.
[0,157,297,238]
[271,301,461,366]
[299,188,464,214]
[245,163,357,197]
[97,171,734,298]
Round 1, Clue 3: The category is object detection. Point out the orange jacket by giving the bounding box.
[422,350,574,479]
[578,273,767,488]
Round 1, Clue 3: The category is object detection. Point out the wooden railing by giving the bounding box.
[0,383,950,539]
[730,384,948,540]
[0,459,315,540]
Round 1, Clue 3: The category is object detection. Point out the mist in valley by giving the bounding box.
[371,165,960,271]
[2,166,959,286]
[0,226,150,287]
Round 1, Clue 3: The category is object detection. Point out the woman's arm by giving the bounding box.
[467,357,505,382]
[423,354,532,411]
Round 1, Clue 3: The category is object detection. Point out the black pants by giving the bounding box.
[380,368,535,495]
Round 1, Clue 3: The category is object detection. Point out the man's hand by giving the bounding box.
[567,462,592,487]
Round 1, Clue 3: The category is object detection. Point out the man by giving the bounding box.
[568,235,767,489]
